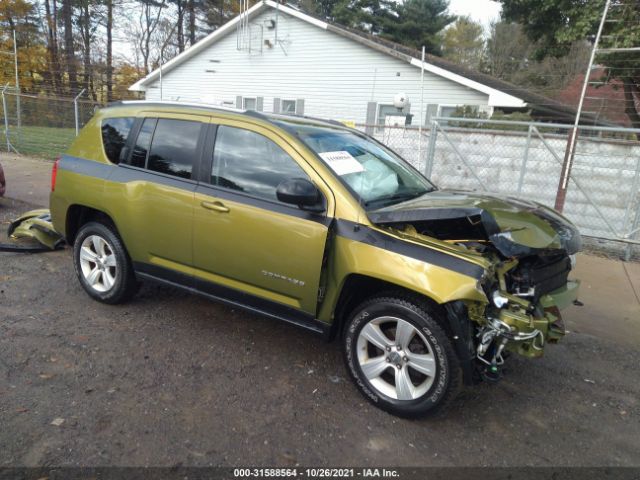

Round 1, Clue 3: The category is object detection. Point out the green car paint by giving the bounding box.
[50,101,580,376]
[6,209,64,251]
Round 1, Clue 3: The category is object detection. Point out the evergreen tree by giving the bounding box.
[382,0,455,53]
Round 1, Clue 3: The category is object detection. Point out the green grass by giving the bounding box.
[0,125,77,160]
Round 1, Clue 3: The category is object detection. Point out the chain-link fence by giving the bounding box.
[1,88,101,160]
[358,119,640,260]
[1,92,638,259]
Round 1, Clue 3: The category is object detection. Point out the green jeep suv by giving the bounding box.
[50,101,581,418]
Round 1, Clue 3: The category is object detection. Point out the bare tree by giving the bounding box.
[106,0,113,100]
[42,0,62,94]
[137,0,167,74]
[170,0,186,52]
[78,0,100,99]
[485,21,532,81]
[61,0,78,93]
[151,17,179,68]
[187,0,196,45]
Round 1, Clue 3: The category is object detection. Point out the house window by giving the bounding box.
[282,99,296,114]
[438,105,459,118]
[437,105,491,124]
[243,97,257,110]
[377,104,400,125]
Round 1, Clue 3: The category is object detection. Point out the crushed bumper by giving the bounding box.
[493,280,580,358]
[1,209,65,252]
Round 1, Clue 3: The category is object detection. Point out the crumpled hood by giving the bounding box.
[367,190,582,258]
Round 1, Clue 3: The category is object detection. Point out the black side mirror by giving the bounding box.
[276,178,323,212]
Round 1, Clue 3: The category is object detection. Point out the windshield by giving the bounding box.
[280,122,436,210]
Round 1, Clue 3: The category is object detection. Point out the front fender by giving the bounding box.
[317,221,488,323]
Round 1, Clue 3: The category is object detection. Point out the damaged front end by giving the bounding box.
[369,190,581,382]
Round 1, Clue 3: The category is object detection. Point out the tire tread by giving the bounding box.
[343,291,462,418]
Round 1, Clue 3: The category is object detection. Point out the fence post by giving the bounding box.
[517,124,533,195]
[624,157,640,261]
[424,120,438,178]
[2,84,9,152]
[74,89,86,136]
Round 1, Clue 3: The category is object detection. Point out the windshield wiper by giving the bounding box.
[364,190,428,208]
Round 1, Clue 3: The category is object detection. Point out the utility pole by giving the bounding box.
[554,0,610,212]
[418,46,425,169]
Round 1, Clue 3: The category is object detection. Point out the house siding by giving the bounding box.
[143,9,489,125]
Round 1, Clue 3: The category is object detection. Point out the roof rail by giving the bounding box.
[105,100,246,114]
[103,100,351,130]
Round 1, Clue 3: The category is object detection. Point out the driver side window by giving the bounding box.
[211,125,310,203]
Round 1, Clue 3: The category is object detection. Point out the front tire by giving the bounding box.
[343,294,461,418]
[73,221,137,304]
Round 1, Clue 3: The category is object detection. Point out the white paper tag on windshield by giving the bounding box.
[319,151,365,176]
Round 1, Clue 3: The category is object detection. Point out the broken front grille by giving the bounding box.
[507,254,572,301]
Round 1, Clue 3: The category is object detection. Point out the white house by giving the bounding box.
[130,1,580,127]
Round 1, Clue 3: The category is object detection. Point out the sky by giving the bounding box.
[448,0,502,31]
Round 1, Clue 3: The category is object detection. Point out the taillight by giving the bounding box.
[51,157,60,192]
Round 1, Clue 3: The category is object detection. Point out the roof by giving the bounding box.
[129,0,614,125]
[556,67,631,127]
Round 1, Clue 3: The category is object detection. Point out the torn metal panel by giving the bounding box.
[2,209,65,252]
[368,190,582,258]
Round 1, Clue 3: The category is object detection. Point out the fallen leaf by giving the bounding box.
[50,417,65,426]
[39,373,54,379]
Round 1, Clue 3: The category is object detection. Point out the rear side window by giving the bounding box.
[130,118,156,168]
[101,117,134,164]
[147,119,202,180]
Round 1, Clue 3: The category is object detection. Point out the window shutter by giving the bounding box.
[425,104,439,124]
[236,96,243,109]
[257,97,264,112]
[295,99,305,115]
[365,102,377,135]
[273,98,281,113]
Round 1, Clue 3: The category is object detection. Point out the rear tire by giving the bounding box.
[343,294,461,418]
[73,221,137,304]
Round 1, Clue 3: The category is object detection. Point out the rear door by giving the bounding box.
[192,122,332,316]
[108,113,209,277]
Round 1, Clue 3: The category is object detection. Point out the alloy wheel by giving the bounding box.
[356,316,436,400]
[79,234,118,293]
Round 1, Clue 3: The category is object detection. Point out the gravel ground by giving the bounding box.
[1,198,639,467]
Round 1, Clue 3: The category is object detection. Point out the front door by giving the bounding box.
[192,123,331,315]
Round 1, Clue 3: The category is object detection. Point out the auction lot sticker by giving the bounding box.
[319,151,365,176]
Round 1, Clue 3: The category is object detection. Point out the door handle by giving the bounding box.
[201,200,230,213]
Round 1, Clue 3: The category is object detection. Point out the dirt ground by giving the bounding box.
[1,195,639,467]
